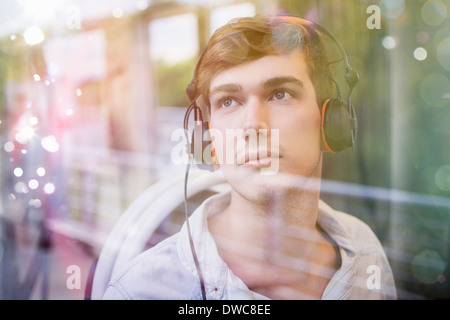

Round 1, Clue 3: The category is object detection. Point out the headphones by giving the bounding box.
[182,14,359,300]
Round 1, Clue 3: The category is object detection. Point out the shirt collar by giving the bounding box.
[317,200,360,299]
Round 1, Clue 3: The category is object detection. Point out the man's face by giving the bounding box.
[208,53,323,200]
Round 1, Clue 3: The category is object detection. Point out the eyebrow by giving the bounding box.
[209,83,242,97]
[209,76,304,97]
[264,76,304,89]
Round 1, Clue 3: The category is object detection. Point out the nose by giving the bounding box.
[242,97,270,132]
[241,97,271,151]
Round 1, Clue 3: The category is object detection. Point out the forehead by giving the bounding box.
[209,53,311,91]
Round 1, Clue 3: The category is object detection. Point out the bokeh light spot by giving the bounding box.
[435,164,450,190]
[41,135,60,152]
[29,116,38,126]
[382,36,397,50]
[23,26,45,46]
[37,167,46,177]
[416,31,429,44]
[414,47,427,61]
[44,183,55,194]
[13,167,23,177]
[112,8,123,18]
[15,126,34,144]
[28,179,39,190]
[433,27,450,48]
[412,249,446,284]
[14,181,28,194]
[136,0,149,11]
[29,198,42,208]
[380,0,405,20]
[4,141,14,152]
[420,74,450,107]
[421,0,447,26]
[437,38,450,71]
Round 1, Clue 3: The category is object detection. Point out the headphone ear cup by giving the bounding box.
[321,98,355,152]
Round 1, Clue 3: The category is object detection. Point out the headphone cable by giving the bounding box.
[184,162,207,300]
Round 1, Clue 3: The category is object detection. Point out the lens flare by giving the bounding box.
[41,135,60,152]
[23,26,45,46]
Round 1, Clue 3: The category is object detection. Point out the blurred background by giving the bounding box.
[0,0,449,299]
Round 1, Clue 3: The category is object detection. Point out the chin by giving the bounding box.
[221,164,322,203]
[230,179,279,205]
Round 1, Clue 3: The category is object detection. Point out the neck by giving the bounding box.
[208,174,340,298]
[210,177,322,254]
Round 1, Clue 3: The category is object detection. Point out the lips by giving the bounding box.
[241,158,272,168]
[240,149,280,168]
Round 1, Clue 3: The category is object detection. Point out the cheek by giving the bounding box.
[278,108,322,143]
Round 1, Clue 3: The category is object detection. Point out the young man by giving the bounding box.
[103,15,396,300]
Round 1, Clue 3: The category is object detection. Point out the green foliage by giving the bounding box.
[155,57,196,107]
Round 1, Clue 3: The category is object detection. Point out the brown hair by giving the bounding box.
[190,15,334,109]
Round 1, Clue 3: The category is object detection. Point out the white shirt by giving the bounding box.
[103,191,397,300]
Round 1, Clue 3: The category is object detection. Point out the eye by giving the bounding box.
[221,98,238,108]
[271,90,293,101]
